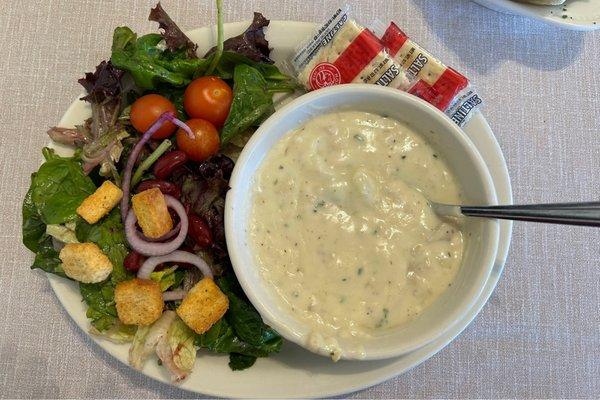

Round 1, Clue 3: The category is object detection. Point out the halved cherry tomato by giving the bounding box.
[130,94,177,139]
[176,119,220,162]
[183,76,233,127]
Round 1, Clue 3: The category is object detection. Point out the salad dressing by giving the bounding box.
[249,111,465,359]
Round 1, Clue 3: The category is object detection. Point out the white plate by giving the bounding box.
[472,0,600,30]
[47,21,513,398]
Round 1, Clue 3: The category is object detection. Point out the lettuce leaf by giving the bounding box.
[75,209,130,284]
[22,186,46,253]
[150,266,185,292]
[90,319,136,343]
[205,12,272,64]
[79,281,118,331]
[30,148,96,226]
[220,64,275,145]
[196,274,282,370]
[111,27,208,90]
[163,317,196,377]
[229,353,257,371]
[76,209,133,331]
[22,148,95,277]
[210,51,295,83]
[149,2,198,58]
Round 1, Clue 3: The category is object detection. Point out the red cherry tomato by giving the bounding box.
[176,119,220,162]
[130,94,177,139]
[183,76,233,127]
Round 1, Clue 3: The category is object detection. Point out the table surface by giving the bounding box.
[1,0,599,398]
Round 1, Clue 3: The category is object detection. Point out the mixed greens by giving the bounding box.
[22,1,295,379]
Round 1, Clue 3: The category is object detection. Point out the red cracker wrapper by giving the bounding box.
[291,7,410,91]
[375,21,482,126]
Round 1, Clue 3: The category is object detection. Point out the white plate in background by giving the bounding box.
[473,0,600,30]
[46,21,513,398]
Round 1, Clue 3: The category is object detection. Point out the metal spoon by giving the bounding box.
[430,201,600,227]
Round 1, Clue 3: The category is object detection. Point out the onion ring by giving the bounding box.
[120,112,193,221]
[125,195,188,256]
[162,289,188,301]
[138,250,213,280]
[138,221,181,242]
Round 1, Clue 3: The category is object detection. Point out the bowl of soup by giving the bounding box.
[225,84,500,361]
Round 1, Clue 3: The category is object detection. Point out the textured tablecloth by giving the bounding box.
[1,0,599,398]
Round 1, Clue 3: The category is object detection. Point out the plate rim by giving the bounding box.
[45,20,513,398]
[472,0,600,31]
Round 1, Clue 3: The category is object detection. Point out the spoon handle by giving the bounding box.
[460,202,600,227]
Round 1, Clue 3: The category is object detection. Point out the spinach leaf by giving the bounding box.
[195,274,283,370]
[196,318,280,358]
[111,27,209,90]
[30,149,95,225]
[22,149,95,278]
[76,209,131,285]
[76,208,132,331]
[217,274,266,346]
[31,235,65,277]
[220,64,275,145]
[22,187,46,253]
[211,52,292,82]
[80,281,118,331]
[229,353,256,371]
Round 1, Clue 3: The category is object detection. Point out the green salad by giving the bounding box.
[22,1,297,381]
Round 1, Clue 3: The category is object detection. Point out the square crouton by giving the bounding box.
[115,278,164,326]
[59,242,113,283]
[77,180,123,224]
[131,188,173,239]
[177,278,229,334]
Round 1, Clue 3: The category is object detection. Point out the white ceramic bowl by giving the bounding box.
[225,84,500,361]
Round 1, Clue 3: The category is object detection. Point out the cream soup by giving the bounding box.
[249,111,464,359]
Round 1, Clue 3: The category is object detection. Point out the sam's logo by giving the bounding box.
[309,63,342,90]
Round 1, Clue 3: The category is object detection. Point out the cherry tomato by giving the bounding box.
[130,94,177,139]
[176,119,220,162]
[183,76,233,127]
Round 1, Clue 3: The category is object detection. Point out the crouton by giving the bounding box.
[77,181,123,224]
[115,278,164,326]
[177,278,229,334]
[59,242,113,283]
[131,188,173,239]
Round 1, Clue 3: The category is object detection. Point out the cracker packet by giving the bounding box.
[291,7,410,91]
[373,21,482,126]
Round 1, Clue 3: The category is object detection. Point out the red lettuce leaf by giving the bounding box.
[78,60,124,104]
[206,12,273,64]
[149,2,198,59]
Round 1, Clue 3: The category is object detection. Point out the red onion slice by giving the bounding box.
[138,222,181,242]
[120,112,193,222]
[162,289,188,301]
[125,195,188,257]
[138,250,213,280]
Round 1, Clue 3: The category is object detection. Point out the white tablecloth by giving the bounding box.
[1,0,599,398]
